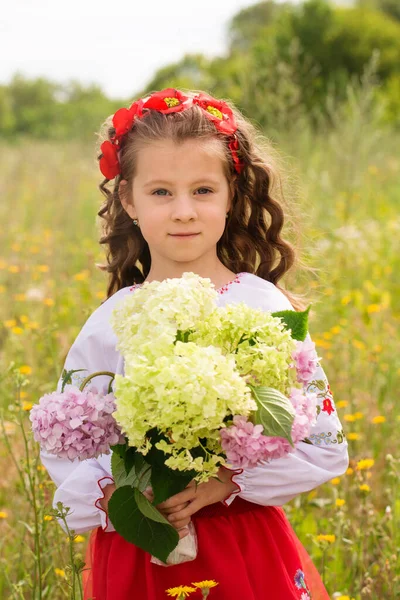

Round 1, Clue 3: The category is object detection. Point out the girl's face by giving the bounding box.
[119,138,233,274]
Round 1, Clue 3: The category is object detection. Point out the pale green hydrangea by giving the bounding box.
[110,272,301,481]
[110,272,218,357]
[113,341,256,478]
[190,302,298,394]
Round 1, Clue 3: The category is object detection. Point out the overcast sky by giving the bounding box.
[1,0,302,99]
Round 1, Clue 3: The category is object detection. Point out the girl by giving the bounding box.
[40,88,349,599]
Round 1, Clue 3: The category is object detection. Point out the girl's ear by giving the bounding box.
[118,179,137,220]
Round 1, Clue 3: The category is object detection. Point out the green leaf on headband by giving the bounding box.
[271,305,311,341]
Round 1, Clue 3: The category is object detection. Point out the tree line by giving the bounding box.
[1,0,399,141]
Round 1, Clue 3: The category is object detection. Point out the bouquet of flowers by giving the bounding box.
[30,272,319,565]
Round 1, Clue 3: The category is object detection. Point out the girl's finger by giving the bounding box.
[157,487,196,510]
[178,526,190,540]
[167,502,198,525]
[171,516,191,531]
[160,502,189,515]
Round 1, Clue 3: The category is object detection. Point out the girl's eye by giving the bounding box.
[196,188,212,195]
[152,189,170,196]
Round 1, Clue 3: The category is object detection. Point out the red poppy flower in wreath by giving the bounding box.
[142,88,192,114]
[112,99,144,141]
[99,141,120,180]
[193,92,238,135]
[322,398,335,416]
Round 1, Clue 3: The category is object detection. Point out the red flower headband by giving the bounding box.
[99,88,244,180]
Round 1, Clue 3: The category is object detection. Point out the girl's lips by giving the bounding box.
[169,233,200,237]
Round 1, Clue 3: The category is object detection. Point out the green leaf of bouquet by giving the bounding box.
[110,443,127,459]
[271,306,311,341]
[151,462,193,506]
[250,385,295,446]
[111,453,136,488]
[108,486,179,563]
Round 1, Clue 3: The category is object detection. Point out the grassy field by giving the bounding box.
[0,90,399,599]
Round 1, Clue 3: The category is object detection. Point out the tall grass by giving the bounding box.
[0,69,399,598]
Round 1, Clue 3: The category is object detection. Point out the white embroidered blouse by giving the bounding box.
[40,272,349,534]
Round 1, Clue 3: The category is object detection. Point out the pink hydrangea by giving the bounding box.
[220,388,318,466]
[220,416,275,468]
[292,338,319,385]
[29,385,125,460]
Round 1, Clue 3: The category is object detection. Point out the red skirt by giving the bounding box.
[83,498,330,600]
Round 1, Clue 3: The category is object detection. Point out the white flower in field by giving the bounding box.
[25,287,46,301]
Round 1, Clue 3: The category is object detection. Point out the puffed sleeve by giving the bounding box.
[223,279,349,507]
[39,289,130,534]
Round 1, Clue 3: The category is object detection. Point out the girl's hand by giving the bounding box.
[98,482,116,512]
[98,483,189,539]
[156,467,238,531]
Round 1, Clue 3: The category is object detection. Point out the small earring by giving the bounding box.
[226,213,229,219]
[132,219,138,226]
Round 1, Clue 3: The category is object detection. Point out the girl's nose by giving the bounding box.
[171,197,198,221]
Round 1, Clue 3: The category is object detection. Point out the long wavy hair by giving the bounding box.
[96,91,307,310]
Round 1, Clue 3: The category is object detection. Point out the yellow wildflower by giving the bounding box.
[314,339,331,349]
[352,339,365,350]
[316,534,336,543]
[353,412,364,420]
[330,326,341,335]
[356,459,374,471]
[44,298,55,306]
[19,365,32,375]
[192,581,219,590]
[335,498,346,507]
[371,416,386,424]
[341,295,351,306]
[22,402,33,411]
[367,304,381,314]
[0,511,8,518]
[347,433,360,441]
[344,414,356,422]
[74,270,90,282]
[11,327,24,335]
[44,515,53,521]
[336,400,348,409]
[166,586,196,598]
[359,484,371,493]
[14,294,26,302]
[346,468,354,476]
[330,478,340,485]
[336,596,351,600]
[27,321,40,330]
[4,319,17,328]
[8,265,20,273]
[37,265,50,272]
[74,535,85,543]
[54,568,65,577]
[20,315,29,323]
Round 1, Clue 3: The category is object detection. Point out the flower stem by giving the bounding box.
[78,370,116,393]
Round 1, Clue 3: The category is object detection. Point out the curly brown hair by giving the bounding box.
[96,91,307,310]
